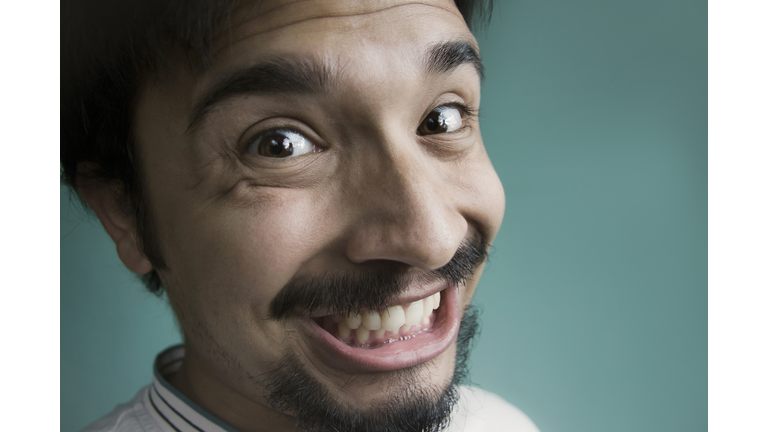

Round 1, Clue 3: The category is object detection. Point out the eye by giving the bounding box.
[248,129,316,158]
[418,105,463,135]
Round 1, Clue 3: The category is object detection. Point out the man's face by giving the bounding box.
[133,0,504,429]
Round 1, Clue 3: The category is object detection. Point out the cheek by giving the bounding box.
[160,188,328,317]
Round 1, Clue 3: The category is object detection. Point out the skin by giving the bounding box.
[81,1,505,431]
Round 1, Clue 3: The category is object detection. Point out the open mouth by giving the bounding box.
[304,285,461,372]
[312,291,442,348]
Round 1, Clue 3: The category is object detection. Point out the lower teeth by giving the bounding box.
[333,312,436,347]
[317,291,443,347]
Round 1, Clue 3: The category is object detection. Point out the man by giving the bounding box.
[62,0,539,431]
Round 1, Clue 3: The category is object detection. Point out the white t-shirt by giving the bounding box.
[82,345,539,432]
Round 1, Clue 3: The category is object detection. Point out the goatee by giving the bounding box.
[262,305,483,432]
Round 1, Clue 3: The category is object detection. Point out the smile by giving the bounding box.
[314,291,442,347]
[303,284,462,372]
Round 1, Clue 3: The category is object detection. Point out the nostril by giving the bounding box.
[344,227,466,271]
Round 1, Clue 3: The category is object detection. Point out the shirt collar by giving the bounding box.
[149,345,239,432]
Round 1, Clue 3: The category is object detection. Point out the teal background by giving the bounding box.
[60,1,707,431]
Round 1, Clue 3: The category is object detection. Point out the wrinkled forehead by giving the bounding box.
[208,0,473,77]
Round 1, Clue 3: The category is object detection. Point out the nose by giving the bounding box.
[342,139,468,270]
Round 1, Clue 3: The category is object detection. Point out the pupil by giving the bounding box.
[267,135,292,156]
[426,115,439,132]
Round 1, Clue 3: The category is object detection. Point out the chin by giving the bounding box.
[257,304,482,432]
[306,339,458,407]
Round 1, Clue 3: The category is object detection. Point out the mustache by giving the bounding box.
[269,235,489,321]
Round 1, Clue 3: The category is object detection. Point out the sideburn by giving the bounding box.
[125,133,169,294]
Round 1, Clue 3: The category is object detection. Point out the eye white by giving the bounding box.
[436,106,462,132]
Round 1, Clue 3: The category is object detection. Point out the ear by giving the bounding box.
[77,176,154,276]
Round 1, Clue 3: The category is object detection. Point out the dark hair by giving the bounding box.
[61,0,494,294]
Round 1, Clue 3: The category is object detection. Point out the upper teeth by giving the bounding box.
[345,312,362,330]
[335,291,441,335]
[405,299,424,326]
[381,305,405,332]
[362,309,381,330]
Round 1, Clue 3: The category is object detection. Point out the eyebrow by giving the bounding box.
[425,39,484,81]
[187,57,336,132]
[186,39,483,132]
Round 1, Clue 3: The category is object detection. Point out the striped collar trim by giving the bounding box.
[147,345,239,432]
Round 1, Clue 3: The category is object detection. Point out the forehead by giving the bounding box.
[219,0,468,59]
[190,0,473,92]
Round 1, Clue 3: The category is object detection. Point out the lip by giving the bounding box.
[301,284,461,373]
